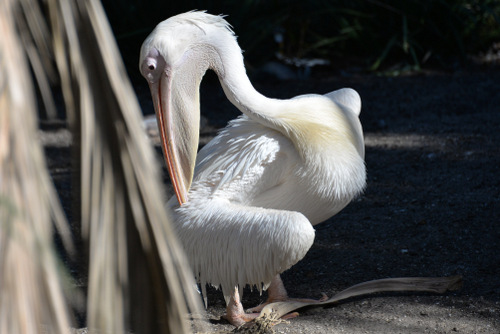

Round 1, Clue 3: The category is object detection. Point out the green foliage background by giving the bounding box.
[102,0,500,75]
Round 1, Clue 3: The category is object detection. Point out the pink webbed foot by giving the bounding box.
[222,287,261,327]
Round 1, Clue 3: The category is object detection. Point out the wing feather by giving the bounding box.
[169,115,314,304]
[172,197,315,305]
[193,115,289,195]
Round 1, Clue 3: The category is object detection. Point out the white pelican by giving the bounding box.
[139,11,366,326]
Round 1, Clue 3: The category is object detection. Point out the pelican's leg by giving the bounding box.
[247,274,328,314]
[223,287,259,326]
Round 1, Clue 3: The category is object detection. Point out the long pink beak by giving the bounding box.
[148,68,199,205]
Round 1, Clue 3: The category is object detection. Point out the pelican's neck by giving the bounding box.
[209,39,281,128]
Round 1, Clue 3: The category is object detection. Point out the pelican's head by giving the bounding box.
[139,12,234,205]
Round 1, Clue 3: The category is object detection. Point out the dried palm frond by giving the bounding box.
[2,0,202,332]
[0,1,74,333]
[47,0,202,333]
[16,0,59,119]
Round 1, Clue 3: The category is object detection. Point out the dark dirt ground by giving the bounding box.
[41,63,500,333]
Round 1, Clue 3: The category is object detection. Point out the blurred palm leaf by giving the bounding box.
[0,1,74,333]
[49,0,203,332]
[1,0,202,333]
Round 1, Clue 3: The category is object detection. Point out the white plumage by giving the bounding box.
[140,11,366,325]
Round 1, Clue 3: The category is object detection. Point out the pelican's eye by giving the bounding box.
[140,48,166,82]
[146,58,157,72]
